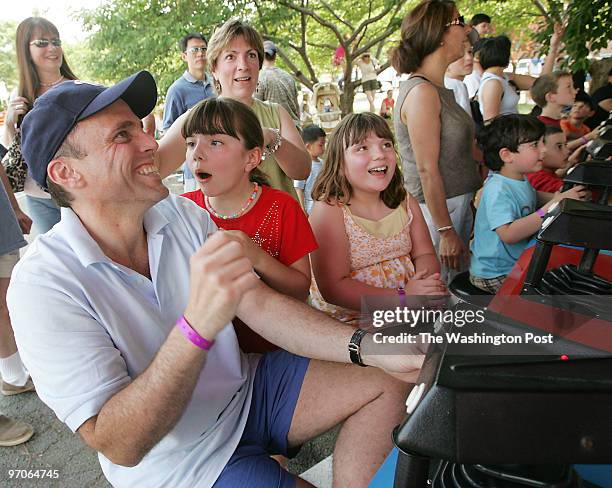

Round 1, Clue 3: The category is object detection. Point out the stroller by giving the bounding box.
[312,82,342,133]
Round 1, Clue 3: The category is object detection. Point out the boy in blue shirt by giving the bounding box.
[294,124,326,215]
[470,114,587,293]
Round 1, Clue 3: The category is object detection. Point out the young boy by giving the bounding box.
[470,115,587,293]
[530,71,576,128]
[379,90,395,119]
[560,95,596,142]
[527,126,584,193]
[531,72,597,151]
[294,124,326,214]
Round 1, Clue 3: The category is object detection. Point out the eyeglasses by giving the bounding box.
[186,46,207,54]
[30,38,62,48]
[445,15,465,28]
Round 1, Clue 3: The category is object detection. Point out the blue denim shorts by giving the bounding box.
[212,350,310,488]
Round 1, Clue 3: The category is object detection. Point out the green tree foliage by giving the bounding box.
[79,0,242,96]
[79,0,610,111]
[459,0,612,85]
[0,21,19,100]
[79,0,413,114]
[251,0,415,114]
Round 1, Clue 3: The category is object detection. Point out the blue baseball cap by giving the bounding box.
[21,70,157,189]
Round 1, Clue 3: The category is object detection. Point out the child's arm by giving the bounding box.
[295,187,306,209]
[566,127,601,151]
[481,79,503,122]
[496,186,588,244]
[541,23,563,76]
[310,201,445,310]
[407,195,441,278]
[222,230,311,301]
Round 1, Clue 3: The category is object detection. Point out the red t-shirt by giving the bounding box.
[537,115,561,128]
[181,186,318,353]
[382,98,394,110]
[527,169,563,193]
[182,186,317,265]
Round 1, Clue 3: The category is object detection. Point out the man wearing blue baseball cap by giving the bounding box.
[7,71,422,488]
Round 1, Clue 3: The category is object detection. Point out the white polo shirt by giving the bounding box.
[7,195,258,488]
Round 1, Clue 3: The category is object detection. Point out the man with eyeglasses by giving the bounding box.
[162,33,215,192]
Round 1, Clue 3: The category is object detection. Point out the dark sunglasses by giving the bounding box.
[30,38,62,48]
[445,15,465,28]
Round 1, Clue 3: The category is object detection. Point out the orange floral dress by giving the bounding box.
[310,203,416,323]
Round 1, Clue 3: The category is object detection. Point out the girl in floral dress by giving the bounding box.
[309,113,445,323]
[181,97,317,350]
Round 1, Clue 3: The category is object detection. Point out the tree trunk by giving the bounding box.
[588,58,612,94]
[339,60,357,116]
[340,80,356,115]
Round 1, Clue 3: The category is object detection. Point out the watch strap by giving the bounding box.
[348,328,369,367]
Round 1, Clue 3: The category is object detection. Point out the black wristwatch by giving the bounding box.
[348,328,369,367]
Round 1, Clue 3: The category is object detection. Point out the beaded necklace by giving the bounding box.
[205,182,259,220]
[39,75,65,87]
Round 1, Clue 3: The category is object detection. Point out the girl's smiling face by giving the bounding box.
[343,131,397,196]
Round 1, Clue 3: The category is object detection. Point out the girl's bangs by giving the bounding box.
[182,100,239,140]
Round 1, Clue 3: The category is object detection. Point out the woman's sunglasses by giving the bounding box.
[30,38,62,48]
[445,16,465,28]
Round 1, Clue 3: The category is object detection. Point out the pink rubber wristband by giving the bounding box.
[176,316,215,351]
[398,288,407,308]
[536,208,546,218]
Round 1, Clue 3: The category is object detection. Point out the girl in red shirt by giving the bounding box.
[181,97,317,351]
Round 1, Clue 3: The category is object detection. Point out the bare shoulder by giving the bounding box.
[403,81,441,117]
[310,199,344,226]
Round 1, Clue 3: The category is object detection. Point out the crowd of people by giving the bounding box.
[0,1,610,486]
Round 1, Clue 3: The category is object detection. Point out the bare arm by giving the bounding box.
[310,200,444,309]
[78,232,258,466]
[237,282,424,378]
[403,83,469,269]
[223,229,311,301]
[497,186,588,244]
[510,23,564,92]
[265,105,311,180]
[541,23,563,76]
[156,111,192,179]
[310,201,395,310]
[2,94,30,148]
[407,194,440,277]
[566,127,600,151]
[295,187,305,208]
[599,99,612,112]
[481,79,503,121]
[78,330,207,466]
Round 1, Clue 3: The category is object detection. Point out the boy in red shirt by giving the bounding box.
[527,126,584,192]
[531,72,598,151]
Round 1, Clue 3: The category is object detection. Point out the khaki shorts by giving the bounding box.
[0,250,20,278]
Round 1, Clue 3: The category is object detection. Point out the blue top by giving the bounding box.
[162,71,215,131]
[470,173,537,278]
[294,159,323,215]
[0,182,27,256]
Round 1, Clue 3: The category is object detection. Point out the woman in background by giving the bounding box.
[2,17,78,235]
